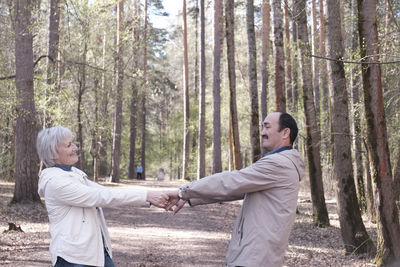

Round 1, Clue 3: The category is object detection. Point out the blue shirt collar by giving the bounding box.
[54,164,72,172]
[262,146,292,158]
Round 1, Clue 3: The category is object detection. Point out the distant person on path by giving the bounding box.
[36,126,169,267]
[136,164,143,180]
[166,112,305,267]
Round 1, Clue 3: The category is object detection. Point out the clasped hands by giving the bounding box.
[146,190,186,214]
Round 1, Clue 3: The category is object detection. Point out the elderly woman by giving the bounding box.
[36,126,169,267]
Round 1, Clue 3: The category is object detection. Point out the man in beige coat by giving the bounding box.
[167,112,305,267]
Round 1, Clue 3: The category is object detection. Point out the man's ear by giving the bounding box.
[283,128,290,139]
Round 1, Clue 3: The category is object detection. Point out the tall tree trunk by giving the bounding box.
[246,0,260,163]
[350,0,366,211]
[45,0,63,126]
[271,0,285,111]
[291,0,299,112]
[111,0,124,183]
[294,0,330,227]
[197,0,206,179]
[194,0,199,100]
[260,0,270,122]
[128,0,139,180]
[91,77,100,182]
[182,0,191,179]
[363,138,376,222]
[225,0,241,170]
[12,0,40,203]
[141,0,148,180]
[99,30,109,177]
[311,0,320,117]
[319,0,329,112]
[212,0,223,174]
[283,1,292,112]
[77,40,87,170]
[357,0,400,264]
[326,0,375,254]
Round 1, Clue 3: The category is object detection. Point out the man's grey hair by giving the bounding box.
[36,126,73,167]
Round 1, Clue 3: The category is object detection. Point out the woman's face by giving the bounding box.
[54,134,79,166]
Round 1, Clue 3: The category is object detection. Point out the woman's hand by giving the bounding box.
[146,191,169,208]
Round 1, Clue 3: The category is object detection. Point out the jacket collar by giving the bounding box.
[262,146,292,158]
[54,164,72,172]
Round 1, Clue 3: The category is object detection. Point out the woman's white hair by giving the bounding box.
[36,126,73,167]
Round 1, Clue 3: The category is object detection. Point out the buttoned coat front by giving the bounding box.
[180,149,305,267]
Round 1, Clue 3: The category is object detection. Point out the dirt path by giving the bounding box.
[0,179,377,266]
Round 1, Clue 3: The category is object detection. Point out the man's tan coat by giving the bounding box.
[180,149,305,267]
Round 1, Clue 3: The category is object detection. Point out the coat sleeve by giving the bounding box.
[188,194,245,206]
[181,154,295,200]
[43,175,148,208]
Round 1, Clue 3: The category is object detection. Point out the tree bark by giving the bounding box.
[271,0,285,111]
[197,0,206,179]
[212,0,223,174]
[141,0,148,180]
[283,1,292,112]
[12,0,40,203]
[294,0,330,227]
[246,0,260,163]
[111,0,124,183]
[357,0,400,264]
[225,0,241,170]
[182,0,191,179]
[349,0,366,211]
[260,0,270,123]
[291,0,299,112]
[128,0,139,180]
[311,0,320,117]
[326,0,375,254]
[319,0,329,112]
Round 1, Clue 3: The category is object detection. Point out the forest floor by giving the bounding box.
[0,178,378,267]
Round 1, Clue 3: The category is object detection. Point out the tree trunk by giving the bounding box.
[141,0,148,180]
[363,138,376,222]
[212,0,223,174]
[357,0,400,264]
[45,0,63,126]
[77,39,87,170]
[326,0,375,254]
[311,0,320,117]
[246,0,260,163]
[225,0,241,170]
[111,0,124,183]
[182,0,191,179]
[319,0,329,112]
[260,0,270,122]
[128,0,139,180]
[294,0,330,227]
[99,30,109,177]
[283,2,292,112]
[350,0,366,211]
[197,0,206,179]
[291,0,299,112]
[12,0,40,203]
[271,0,285,112]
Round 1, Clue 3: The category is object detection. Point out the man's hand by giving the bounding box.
[173,199,187,214]
[146,190,169,208]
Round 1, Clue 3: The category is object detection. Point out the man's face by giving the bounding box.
[261,112,288,152]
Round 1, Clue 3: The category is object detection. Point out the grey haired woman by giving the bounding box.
[36,126,169,267]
